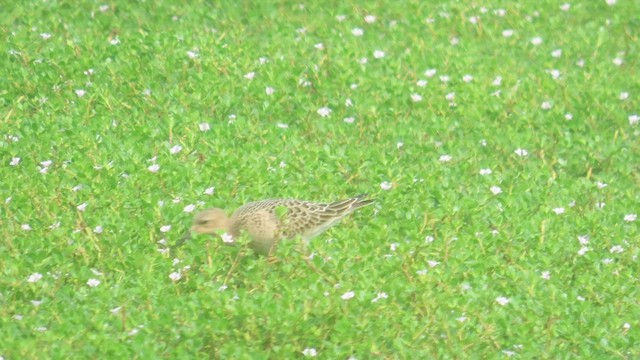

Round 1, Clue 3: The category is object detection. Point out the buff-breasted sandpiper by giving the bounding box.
[186,194,374,255]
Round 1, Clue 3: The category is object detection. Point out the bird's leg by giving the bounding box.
[223,248,245,285]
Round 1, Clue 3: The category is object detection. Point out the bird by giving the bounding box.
[184,194,374,256]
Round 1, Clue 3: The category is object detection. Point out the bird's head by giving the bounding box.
[190,208,230,235]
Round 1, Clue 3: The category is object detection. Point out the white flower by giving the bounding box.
[336,15,346,22]
[502,29,514,37]
[613,58,623,66]
[109,37,120,45]
[410,93,422,102]
[496,297,510,306]
[450,37,459,46]
[94,225,103,234]
[380,181,392,190]
[551,49,562,58]
[462,74,473,83]
[345,98,353,107]
[186,50,199,59]
[352,28,364,36]
[148,164,160,173]
[576,59,585,67]
[204,186,215,195]
[623,323,631,330]
[578,235,590,245]
[10,157,20,166]
[629,115,639,126]
[495,9,506,16]
[364,15,376,23]
[40,33,52,40]
[371,292,388,303]
[341,291,355,300]
[183,204,196,213]
[439,154,452,162]
[619,92,629,100]
[492,76,502,86]
[502,350,516,357]
[624,214,637,222]
[490,186,502,195]
[565,113,573,120]
[170,145,182,154]
[302,348,318,357]
[577,296,585,301]
[314,43,324,50]
[424,69,437,77]
[221,233,234,243]
[77,202,88,211]
[606,0,616,5]
[549,69,561,79]
[541,271,551,280]
[514,148,528,157]
[425,236,434,243]
[87,278,100,287]
[416,269,428,275]
[445,92,455,101]
[160,225,171,233]
[21,224,32,231]
[541,101,552,110]
[265,87,275,95]
[610,245,624,253]
[169,272,182,281]
[99,4,109,12]
[560,3,571,11]
[199,123,210,131]
[468,16,479,24]
[373,50,385,59]
[416,80,427,87]
[218,284,228,292]
[596,182,608,189]
[75,89,86,97]
[110,306,122,314]
[27,273,43,283]
[439,75,450,83]
[479,168,492,175]
[578,246,590,256]
[317,107,332,117]
[359,57,368,64]
[552,207,565,215]
[427,260,440,268]
[244,72,255,80]
[343,117,355,124]
[531,37,543,46]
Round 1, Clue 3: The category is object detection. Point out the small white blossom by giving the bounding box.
[502,29,514,37]
[541,101,552,110]
[109,37,120,45]
[77,203,88,212]
[495,9,506,16]
[552,207,565,215]
[265,87,274,95]
[371,292,388,303]
[531,37,543,46]
[602,258,614,265]
[606,0,616,5]
[560,3,571,11]
[480,168,492,175]
[565,113,573,120]
[10,157,20,166]
[186,50,199,59]
[40,33,52,40]
[221,233,234,243]
[619,92,629,100]
[314,43,324,50]
[336,15,346,22]
[578,235,590,245]
[610,245,624,253]
[199,123,210,132]
[87,278,100,287]
[578,246,590,256]
[427,260,440,268]
[302,348,318,357]
[148,164,160,173]
[439,154,452,162]
[416,80,427,87]
[439,75,450,83]
[462,74,473,83]
[27,273,43,283]
[613,58,623,66]
[410,93,422,102]
[416,269,428,275]
[551,49,562,58]
[541,271,551,280]
[445,92,455,101]
[345,98,353,107]
[204,186,215,195]
[341,291,355,300]
[380,181,392,190]
[75,89,86,97]
[373,50,385,59]
[93,225,103,234]
[343,117,355,124]
[169,272,182,281]
[629,115,639,126]
[624,214,637,222]
[352,28,364,36]
[244,72,255,80]
[490,186,502,195]
[364,15,376,23]
[514,148,528,157]
[183,204,196,213]
[317,107,332,117]
[170,145,182,154]
[21,224,32,231]
[424,69,437,77]
[496,297,510,306]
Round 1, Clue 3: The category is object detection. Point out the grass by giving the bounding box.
[1,0,639,358]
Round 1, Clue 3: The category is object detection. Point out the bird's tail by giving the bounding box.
[329,194,375,214]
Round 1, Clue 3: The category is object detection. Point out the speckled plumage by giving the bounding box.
[190,194,374,255]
